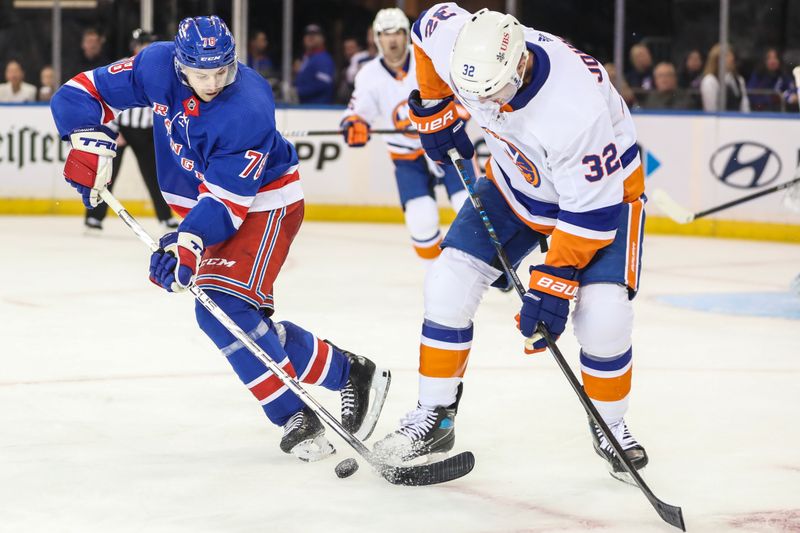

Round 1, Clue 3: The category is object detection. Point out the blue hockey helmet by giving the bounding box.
[174,16,238,92]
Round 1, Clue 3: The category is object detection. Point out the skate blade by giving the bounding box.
[353,368,391,442]
[607,463,645,486]
[421,451,450,464]
[292,435,336,462]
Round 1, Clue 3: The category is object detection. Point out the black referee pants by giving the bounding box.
[86,125,173,223]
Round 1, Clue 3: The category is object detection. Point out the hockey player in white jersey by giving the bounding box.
[375,4,649,482]
[340,8,469,262]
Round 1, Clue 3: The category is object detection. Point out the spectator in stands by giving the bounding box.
[626,43,654,90]
[0,60,37,102]
[69,27,110,77]
[248,30,279,90]
[747,48,797,112]
[293,24,335,104]
[678,49,704,89]
[700,43,749,112]
[337,36,364,103]
[346,28,377,85]
[604,62,636,108]
[640,62,696,110]
[38,65,56,102]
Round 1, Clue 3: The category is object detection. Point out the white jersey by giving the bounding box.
[342,51,424,161]
[412,3,644,269]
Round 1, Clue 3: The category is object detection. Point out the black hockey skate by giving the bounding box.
[280,406,335,462]
[374,383,462,463]
[327,341,391,441]
[590,418,649,484]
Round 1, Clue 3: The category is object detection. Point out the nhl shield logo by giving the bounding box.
[183,96,200,117]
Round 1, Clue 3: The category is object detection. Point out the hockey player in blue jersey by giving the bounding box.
[51,15,390,461]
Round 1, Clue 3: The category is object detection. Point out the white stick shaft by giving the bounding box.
[98,189,374,460]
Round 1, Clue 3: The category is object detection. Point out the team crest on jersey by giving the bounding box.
[392,100,418,139]
[484,128,541,187]
[183,96,200,117]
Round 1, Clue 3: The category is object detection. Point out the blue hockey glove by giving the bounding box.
[407,90,474,165]
[64,126,118,208]
[149,231,204,292]
[518,264,579,354]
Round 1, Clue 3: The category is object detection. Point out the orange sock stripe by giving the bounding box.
[419,344,470,378]
[414,239,443,259]
[582,367,632,402]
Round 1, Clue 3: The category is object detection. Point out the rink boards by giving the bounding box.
[0,103,798,242]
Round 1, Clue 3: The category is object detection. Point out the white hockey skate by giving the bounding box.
[280,407,335,462]
[373,384,462,464]
[590,418,648,485]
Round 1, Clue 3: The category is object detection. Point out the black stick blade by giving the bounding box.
[656,501,685,531]
[381,451,475,486]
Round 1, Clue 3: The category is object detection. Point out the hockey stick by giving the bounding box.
[448,150,685,531]
[98,189,474,486]
[652,174,800,224]
[281,128,413,137]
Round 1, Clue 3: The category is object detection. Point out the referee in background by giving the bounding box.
[85,29,178,232]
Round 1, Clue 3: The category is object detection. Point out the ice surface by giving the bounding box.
[1,216,798,532]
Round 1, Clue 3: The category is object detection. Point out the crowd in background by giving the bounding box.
[609,42,798,113]
[1,14,798,114]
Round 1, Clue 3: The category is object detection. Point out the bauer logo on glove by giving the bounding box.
[518,264,579,353]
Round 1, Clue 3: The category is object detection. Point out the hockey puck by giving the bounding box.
[335,458,359,478]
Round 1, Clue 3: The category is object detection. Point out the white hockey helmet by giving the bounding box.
[450,9,528,106]
[372,8,410,56]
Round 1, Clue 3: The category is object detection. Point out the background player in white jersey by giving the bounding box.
[375,4,649,482]
[340,8,468,262]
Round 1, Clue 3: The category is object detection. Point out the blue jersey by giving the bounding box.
[51,42,301,245]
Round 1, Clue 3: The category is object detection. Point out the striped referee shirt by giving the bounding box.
[117,106,153,129]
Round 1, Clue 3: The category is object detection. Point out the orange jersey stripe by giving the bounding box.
[545,228,613,269]
[419,344,470,378]
[623,165,645,204]
[582,367,632,402]
[413,44,453,100]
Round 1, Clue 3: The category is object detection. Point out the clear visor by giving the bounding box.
[455,51,527,110]
[179,61,238,95]
[457,79,519,110]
